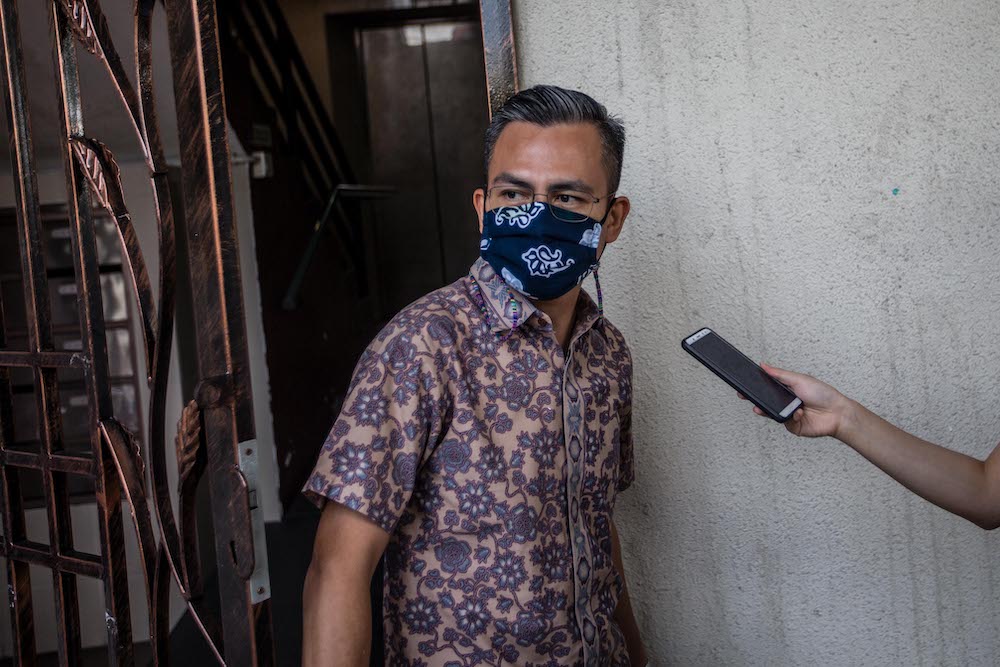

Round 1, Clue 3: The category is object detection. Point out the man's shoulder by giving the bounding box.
[596,315,632,358]
[369,278,471,354]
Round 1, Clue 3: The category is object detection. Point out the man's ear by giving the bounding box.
[473,188,486,233]
[597,196,631,258]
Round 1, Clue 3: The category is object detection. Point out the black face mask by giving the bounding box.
[479,202,605,300]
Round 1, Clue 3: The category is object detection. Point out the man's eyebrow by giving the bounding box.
[548,179,595,194]
[491,173,597,194]
[490,172,533,188]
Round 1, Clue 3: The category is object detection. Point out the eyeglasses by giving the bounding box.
[485,186,615,223]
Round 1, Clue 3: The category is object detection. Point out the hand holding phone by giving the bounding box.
[682,328,802,422]
[750,363,854,437]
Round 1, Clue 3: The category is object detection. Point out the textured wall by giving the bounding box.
[515,1,1000,664]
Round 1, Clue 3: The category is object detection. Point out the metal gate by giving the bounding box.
[0,0,516,664]
[0,0,272,664]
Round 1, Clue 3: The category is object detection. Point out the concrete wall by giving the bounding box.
[515,0,1000,664]
[229,136,284,527]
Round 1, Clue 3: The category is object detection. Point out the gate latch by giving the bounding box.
[237,439,272,604]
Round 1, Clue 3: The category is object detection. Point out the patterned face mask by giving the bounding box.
[479,202,606,300]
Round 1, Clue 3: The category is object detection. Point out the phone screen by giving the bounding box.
[686,330,798,417]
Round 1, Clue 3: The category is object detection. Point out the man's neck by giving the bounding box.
[532,287,580,351]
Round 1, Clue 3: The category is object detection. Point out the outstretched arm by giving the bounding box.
[745,364,1000,530]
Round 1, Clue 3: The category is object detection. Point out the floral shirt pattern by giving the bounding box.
[304,258,635,666]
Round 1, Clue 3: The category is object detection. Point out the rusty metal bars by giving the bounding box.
[0,0,132,665]
[478,0,519,117]
[164,0,273,664]
[47,1,137,663]
[0,0,276,664]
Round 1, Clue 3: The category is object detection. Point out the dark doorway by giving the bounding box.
[327,5,489,320]
[252,3,492,512]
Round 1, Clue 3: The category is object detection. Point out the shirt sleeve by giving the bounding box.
[616,346,635,494]
[302,320,446,534]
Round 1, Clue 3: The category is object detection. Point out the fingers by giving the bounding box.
[738,393,766,417]
[741,394,766,419]
[759,362,794,380]
[759,362,812,391]
[784,410,803,435]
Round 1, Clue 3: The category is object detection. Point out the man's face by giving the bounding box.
[473,121,629,259]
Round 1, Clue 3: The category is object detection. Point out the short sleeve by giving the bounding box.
[302,320,445,534]
[617,402,635,493]
[616,347,635,494]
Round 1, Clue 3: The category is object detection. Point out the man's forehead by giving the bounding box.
[489,121,606,186]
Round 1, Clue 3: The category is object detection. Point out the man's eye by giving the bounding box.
[555,193,584,205]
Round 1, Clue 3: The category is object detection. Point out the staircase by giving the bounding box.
[215,0,379,511]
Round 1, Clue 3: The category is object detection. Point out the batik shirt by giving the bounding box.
[304,258,635,666]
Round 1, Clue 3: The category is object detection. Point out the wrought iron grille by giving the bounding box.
[0,0,273,664]
[0,0,516,663]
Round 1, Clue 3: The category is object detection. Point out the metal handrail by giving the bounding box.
[282,185,395,310]
[222,0,352,197]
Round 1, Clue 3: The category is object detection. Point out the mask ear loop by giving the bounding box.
[592,263,604,318]
[591,195,615,319]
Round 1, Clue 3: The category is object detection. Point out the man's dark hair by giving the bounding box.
[484,85,626,193]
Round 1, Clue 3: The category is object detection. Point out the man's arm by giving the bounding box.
[303,502,391,667]
[610,520,647,666]
[749,363,1000,530]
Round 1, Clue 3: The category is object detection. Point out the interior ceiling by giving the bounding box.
[0,0,181,176]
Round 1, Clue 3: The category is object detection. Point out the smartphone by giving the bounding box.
[682,327,802,422]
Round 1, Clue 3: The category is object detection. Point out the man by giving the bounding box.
[302,85,647,666]
[743,365,1000,529]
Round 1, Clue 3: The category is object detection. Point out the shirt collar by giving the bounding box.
[470,258,538,333]
[469,258,603,337]
[571,286,603,341]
